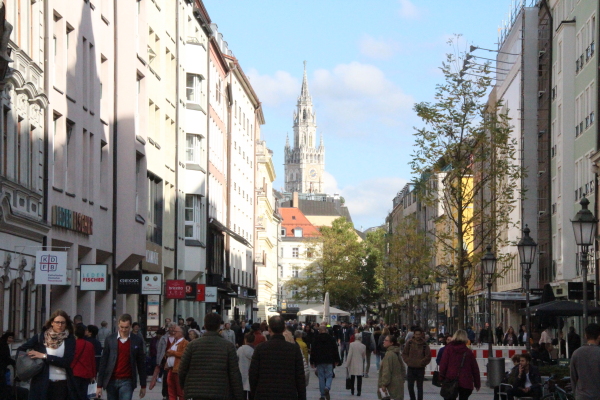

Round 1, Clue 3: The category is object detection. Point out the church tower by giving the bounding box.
[284,62,325,193]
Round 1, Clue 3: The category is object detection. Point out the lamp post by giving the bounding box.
[571,196,598,328]
[517,225,537,353]
[482,245,497,358]
[416,285,424,328]
[423,283,431,332]
[447,276,455,334]
[433,281,441,337]
[410,285,416,326]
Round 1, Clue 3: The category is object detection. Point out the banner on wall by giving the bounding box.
[205,286,217,303]
[146,295,161,327]
[35,251,68,285]
[165,280,186,299]
[196,284,206,301]
[117,271,142,294]
[141,274,162,295]
[80,264,108,291]
[185,282,197,301]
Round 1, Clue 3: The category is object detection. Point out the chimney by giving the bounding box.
[292,192,299,208]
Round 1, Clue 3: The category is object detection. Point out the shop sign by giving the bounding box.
[196,284,206,301]
[117,270,142,294]
[568,282,595,300]
[80,264,108,291]
[147,295,160,327]
[185,282,197,301]
[166,279,186,299]
[35,251,68,285]
[141,274,162,295]
[205,286,217,303]
[51,206,93,235]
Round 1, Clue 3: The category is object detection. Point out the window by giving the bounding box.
[292,267,299,277]
[65,119,74,189]
[186,73,203,103]
[147,173,163,245]
[294,228,303,238]
[186,133,204,165]
[9,280,21,339]
[2,107,8,176]
[185,194,206,241]
[292,248,299,258]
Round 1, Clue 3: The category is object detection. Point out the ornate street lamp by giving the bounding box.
[447,275,456,334]
[571,197,598,328]
[423,283,431,331]
[481,245,497,358]
[433,280,442,336]
[517,225,537,352]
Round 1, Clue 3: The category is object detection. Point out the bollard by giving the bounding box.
[487,357,505,388]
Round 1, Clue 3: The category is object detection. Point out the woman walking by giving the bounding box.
[71,325,96,400]
[237,333,255,399]
[345,333,366,396]
[439,329,481,400]
[377,335,405,400]
[18,309,77,400]
[503,327,518,346]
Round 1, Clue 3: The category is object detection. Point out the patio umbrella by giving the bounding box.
[518,300,600,317]
[322,292,331,325]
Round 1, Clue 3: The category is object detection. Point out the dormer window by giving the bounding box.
[281,228,287,236]
[294,228,303,237]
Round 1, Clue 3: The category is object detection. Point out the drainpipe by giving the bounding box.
[110,0,119,331]
[42,0,51,325]
[173,0,181,322]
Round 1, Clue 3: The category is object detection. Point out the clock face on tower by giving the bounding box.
[309,168,317,180]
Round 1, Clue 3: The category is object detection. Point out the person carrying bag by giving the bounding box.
[71,325,97,400]
[439,330,480,400]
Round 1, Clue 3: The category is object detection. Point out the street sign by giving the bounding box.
[331,315,337,321]
[35,251,68,285]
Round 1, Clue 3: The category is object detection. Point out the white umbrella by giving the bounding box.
[322,292,330,325]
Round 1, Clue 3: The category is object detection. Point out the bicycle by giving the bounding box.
[541,374,574,400]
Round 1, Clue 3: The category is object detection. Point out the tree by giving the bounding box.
[358,229,386,314]
[410,38,522,329]
[284,217,364,309]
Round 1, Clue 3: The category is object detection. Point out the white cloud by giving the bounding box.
[324,171,408,230]
[398,0,420,19]
[359,35,399,60]
[246,69,299,108]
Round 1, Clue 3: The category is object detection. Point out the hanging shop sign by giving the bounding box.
[568,282,595,300]
[35,251,68,285]
[141,274,162,295]
[165,279,186,299]
[185,282,197,301]
[147,295,161,327]
[51,206,93,235]
[80,264,108,291]
[117,270,142,294]
[205,286,218,303]
[196,284,206,301]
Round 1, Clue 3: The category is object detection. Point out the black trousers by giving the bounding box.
[162,369,169,397]
[350,375,362,394]
[47,380,68,400]
[72,376,90,400]
[407,367,425,400]
[506,387,541,400]
[445,387,473,400]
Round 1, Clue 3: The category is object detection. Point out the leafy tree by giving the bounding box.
[357,229,385,313]
[284,218,364,309]
[410,38,522,329]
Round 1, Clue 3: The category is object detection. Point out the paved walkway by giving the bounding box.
[140,358,495,400]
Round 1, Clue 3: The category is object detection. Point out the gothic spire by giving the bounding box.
[300,60,310,100]
[285,133,290,148]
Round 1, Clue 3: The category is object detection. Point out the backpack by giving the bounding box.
[362,332,374,351]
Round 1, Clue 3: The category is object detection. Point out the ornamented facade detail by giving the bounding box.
[284,62,325,194]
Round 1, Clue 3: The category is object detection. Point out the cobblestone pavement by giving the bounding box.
[140,356,495,400]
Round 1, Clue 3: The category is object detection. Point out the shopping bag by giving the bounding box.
[345,368,352,390]
[87,379,98,399]
[15,351,44,381]
[432,368,442,387]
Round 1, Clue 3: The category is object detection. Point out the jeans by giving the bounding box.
[364,350,372,375]
[106,379,134,400]
[340,341,350,361]
[350,375,362,394]
[316,363,333,396]
[407,367,425,400]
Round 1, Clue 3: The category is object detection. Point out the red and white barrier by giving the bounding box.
[426,345,527,377]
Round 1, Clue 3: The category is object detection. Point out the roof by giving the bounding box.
[279,208,320,238]
[280,199,353,223]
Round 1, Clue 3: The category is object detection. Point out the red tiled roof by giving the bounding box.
[279,208,320,237]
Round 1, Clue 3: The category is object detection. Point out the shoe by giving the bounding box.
[324,388,330,400]
[357,392,361,396]
[364,373,369,378]
[351,390,354,395]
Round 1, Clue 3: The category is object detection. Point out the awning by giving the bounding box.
[468,292,541,302]
[297,305,350,316]
[209,218,253,248]
[518,300,600,317]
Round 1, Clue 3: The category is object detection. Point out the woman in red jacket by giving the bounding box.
[439,329,481,400]
[71,324,97,400]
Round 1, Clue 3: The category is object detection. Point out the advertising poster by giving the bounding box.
[205,286,217,303]
[35,251,68,285]
[185,282,197,301]
[196,284,206,301]
[165,279,186,299]
[141,274,162,295]
[147,295,161,327]
[80,264,108,291]
[117,270,142,294]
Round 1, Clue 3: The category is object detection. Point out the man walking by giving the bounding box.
[311,325,341,400]
[570,323,600,400]
[337,322,354,362]
[248,315,306,400]
[357,326,376,378]
[236,321,251,348]
[401,327,431,400]
[97,320,111,348]
[479,322,492,345]
[152,322,176,399]
[221,322,237,346]
[97,314,147,400]
[178,313,244,400]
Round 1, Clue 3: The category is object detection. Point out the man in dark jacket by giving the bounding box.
[96,314,147,400]
[310,325,341,400]
[236,321,251,348]
[178,312,244,400]
[479,322,492,345]
[336,322,353,362]
[248,316,306,400]
[567,326,581,358]
[506,353,542,400]
[401,327,431,400]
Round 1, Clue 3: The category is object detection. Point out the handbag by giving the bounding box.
[87,379,98,399]
[432,366,442,387]
[440,352,467,399]
[15,350,44,381]
[345,367,352,390]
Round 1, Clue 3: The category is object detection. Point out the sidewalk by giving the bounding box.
[139,359,495,400]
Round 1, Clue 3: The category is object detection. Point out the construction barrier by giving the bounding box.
[426,345,527,377]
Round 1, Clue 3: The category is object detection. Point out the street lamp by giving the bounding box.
[481,245,497,357]
[571,196,598,328]
[517,224,537,352]
[433,280,441,337]
[447,275,456,334]
[423,283,431,332]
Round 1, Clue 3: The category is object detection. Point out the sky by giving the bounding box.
[206,0,517,231]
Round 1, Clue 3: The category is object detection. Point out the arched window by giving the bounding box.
[0,277,5,333]
[9,279,22,339]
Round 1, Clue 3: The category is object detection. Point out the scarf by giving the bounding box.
[44,329,69,349]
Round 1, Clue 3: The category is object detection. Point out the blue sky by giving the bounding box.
[206,0,516,230]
